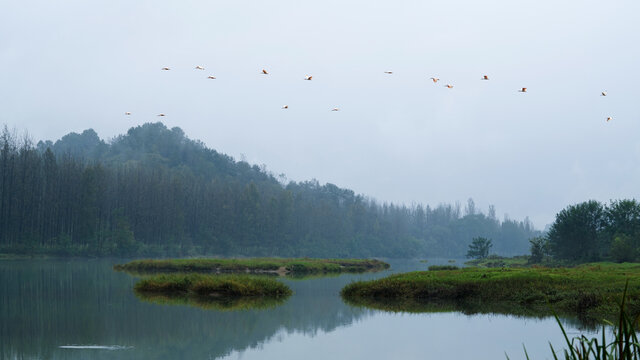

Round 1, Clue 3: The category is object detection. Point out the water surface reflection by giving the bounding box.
[0,259,594,360]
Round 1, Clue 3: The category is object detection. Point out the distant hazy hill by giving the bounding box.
[0,122,539,257]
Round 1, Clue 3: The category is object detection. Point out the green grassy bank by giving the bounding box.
[341,263,640,323]
[135,273,292,296]
[115,258,390,275]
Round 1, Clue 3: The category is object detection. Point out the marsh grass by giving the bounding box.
[135,273,292,297]
[428,265,459,271]
[341,263,640,323]
[508,282,640,359]
[115,258,389,275]
[466,255,530,268]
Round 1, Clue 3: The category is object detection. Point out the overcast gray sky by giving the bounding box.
[1,0,639,228]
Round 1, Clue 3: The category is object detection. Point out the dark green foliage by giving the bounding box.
[548,200,606,262]
[0,123,539,258]
[466,237,493,259]
[610,235,637,263]
[548,200,640,262]
[606,200,640,240]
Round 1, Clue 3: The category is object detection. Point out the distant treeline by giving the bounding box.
[536,199,640,263]
[0,123,538,258]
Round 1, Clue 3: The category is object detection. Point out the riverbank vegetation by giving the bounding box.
[134,273,292,299]
[0,123,538,258]
[115,258,390,275]
[465,255,532,268]
[341,263,640,323]
[427,265,459,271]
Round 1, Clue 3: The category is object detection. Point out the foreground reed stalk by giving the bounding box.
[511,282,640,360]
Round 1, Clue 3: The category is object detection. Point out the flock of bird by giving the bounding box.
[124,66,614,122]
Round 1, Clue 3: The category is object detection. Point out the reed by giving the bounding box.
[509,282,640,359]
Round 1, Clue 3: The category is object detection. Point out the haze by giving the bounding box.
[1,0,639,228]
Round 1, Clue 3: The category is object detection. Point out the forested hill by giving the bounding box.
[0,123,539,258]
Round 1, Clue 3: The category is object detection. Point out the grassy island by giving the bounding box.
[135,290,290,311]
[134,274,291,302]
[115,258,390,275]
[341,263,640,323]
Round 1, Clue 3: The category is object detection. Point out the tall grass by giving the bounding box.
[508,282,640,360]
[135,273,292,297]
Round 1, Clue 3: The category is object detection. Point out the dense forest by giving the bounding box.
[0,123,539,258]
[533,199,640,263]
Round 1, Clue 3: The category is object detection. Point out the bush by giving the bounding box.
[609,234,637,263]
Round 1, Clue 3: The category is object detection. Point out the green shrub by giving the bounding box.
[610,234,637,263]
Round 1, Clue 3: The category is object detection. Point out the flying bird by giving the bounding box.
[124,112,131,115]
[262,69,268,74]
[304,75,313,80]
[430,77,439,83]
[601,91,607,96]
[207,76,216,79]
[518,87,527,92]
[195,66,205,70]
[161,67,170,71]
[384,71,393,74]
[157,114,166,117]
[331,108,340,111]
[607,116,613,122]
[482,75,489,80]
[282,105,288,109]
[445,84,454,89]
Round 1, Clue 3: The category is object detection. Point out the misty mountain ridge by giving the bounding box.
[0,122,539,257]
[37,123,267,182]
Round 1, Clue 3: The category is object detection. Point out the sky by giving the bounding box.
[1,0,639,228]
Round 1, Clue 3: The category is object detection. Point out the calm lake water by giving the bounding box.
[0,258,596,360]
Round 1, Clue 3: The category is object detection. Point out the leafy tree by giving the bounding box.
[606,200,640,237]
[466,237,493,259]
[528,236,549,263]
[605,199,640,257]
[547,200,606,262]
